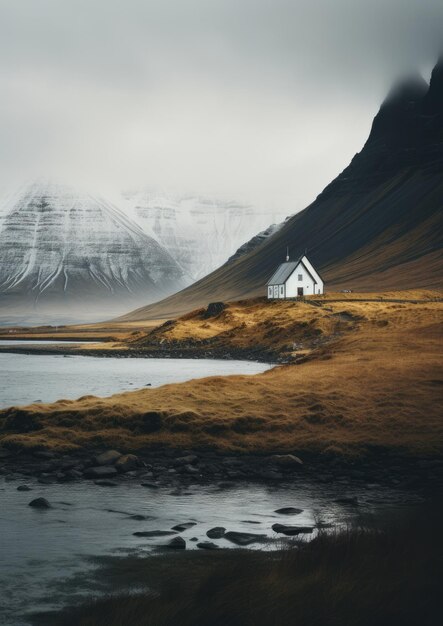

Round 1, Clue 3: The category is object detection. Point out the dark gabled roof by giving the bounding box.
[267,254,323,286]
[266,256,303,285]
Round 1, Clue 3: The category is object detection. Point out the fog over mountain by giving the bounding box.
[0,181,187,324]
[123,190,288,280]
[0,1,442,212]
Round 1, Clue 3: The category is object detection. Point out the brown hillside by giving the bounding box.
[1,296,442,457]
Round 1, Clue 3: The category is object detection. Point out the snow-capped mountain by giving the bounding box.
[0,181,188,324]
[122,190,289,280]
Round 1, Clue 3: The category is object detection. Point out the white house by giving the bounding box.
[267,254,324,299]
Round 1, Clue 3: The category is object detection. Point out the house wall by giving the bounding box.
[267,257,324,298]
[267,285,284,299]
[302,256,324,293]
[285,262,317,296]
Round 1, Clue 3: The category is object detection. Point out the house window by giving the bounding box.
[273,285,278,298]
[298,274,303,281]
[279,285,284,298]
[268,286,273,298]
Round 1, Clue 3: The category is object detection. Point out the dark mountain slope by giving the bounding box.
[121,61,443,321]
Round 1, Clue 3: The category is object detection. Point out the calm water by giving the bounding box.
[0,352,423,625]
[0,353,271,408]
[0,476,422,625]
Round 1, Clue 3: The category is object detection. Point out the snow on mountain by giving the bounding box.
[122,190,290,280]
[0,181,188,324]
[226,221,285,264]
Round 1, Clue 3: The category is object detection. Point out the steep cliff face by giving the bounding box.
[0,182,188,324]
[122,60,443,321]
[122,190,289,280]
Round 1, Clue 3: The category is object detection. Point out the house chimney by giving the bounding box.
[286,246,289,262]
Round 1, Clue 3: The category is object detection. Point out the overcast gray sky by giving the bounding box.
[0,0,442,211]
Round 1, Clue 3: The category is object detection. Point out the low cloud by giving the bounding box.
[0,0,441,210]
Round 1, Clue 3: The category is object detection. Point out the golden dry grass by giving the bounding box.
[0,320,159,350]
[0,293,442,457]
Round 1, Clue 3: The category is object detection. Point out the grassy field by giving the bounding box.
[1,292,442,457]
[41,510,441,626]
[0,320,158,345]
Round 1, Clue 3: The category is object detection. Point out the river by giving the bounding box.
[0,475,423,626]
[0,349,425,625]
[0,352,271,408]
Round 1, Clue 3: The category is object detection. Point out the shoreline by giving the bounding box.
[1,444,443,492]
[1,296,442,469]
[0,344,283,363]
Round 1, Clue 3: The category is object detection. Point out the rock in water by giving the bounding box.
[272,524,313,536]
[172,522,197,532]
[167,536,186,549]
[197,542,219,550]
[274,507,304,515]
[28,497,51,509]
[224,531,267,546]
[134,530,176,537]
[206,527,226,539]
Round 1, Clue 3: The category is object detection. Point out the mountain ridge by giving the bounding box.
[0,181,188,324]
[120,60,443,321]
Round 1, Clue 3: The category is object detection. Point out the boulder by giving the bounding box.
[272,523,313,535]
[197,541,219,550]
[203,302,226,318]
[95,450,121,466]
[115,454,139,473]
[270,454,303,468]
[172,522,197,532]
[134,530,176,537]
[17,485,32,491]
[167,536,186,549]
[274,507,304,515]
[28,497,51,509]
[206,526,226,539]
[224,531,267,546]
[84,466,118,478]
